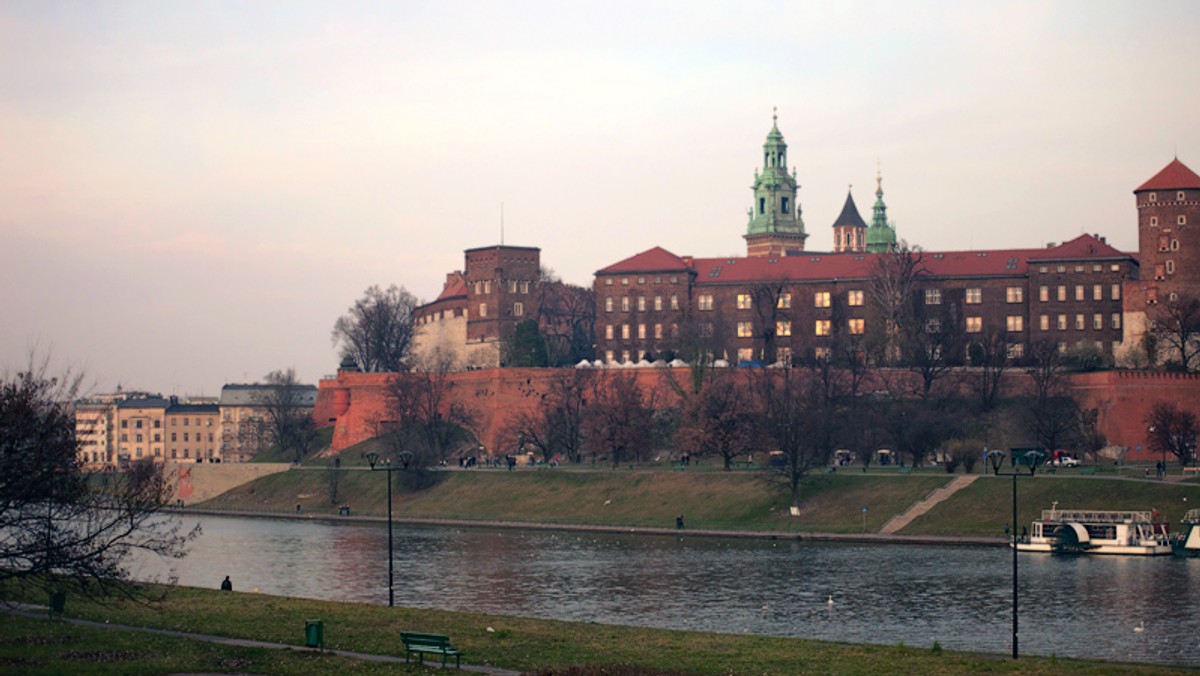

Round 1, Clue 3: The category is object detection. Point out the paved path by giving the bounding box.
[880,475,979,534]
[5,605,520,675]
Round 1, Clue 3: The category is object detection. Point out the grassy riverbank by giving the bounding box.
[4,585,1186,675]
[196,467,1200,537]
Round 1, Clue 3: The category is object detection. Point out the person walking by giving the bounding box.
[220,576,232,591]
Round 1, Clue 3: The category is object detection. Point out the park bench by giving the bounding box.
[401,631,463,669]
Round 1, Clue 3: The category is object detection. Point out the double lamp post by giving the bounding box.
[988,447,1047,661]
[364,450,412,608]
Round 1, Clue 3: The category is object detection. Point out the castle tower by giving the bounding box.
[831,188,868,253]
[1134,158,1200,305]
[866,164,898,253]
[744,110,808,257]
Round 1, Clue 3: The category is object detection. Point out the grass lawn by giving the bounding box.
[3,585,1187,675]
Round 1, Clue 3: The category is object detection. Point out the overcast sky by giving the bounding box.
[2,1,1198,397]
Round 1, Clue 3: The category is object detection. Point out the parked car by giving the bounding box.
[1052,455,1081,467]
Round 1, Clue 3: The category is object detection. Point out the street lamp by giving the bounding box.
[988,447,1046,660]
[364,450,409,607]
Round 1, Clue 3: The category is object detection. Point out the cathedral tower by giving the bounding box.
[831,188,867,253]
[866,164,898,253]
[744,110,808,257]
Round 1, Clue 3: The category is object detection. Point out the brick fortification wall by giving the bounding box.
[314,367,1200,462]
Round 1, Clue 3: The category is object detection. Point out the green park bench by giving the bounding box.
[401,631,463,669]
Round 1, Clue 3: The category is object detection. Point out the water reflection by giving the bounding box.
[139,514,1200,666]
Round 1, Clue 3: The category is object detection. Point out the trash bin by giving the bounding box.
[304,618,324,650]
[49,592,65,617]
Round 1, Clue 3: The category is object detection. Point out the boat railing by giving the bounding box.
[1183,508,1200,524]
[1041,509,1155,523]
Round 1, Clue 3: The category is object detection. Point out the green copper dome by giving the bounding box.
[866,165,897,253]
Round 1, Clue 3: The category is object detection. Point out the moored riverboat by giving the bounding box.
[1016,508,1172,556]
[1173,509,1200,558]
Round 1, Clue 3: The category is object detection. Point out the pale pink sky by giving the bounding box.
[2,1,1198,396]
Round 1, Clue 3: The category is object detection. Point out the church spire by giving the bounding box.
[744,110,807,257]
[866,160,898,253]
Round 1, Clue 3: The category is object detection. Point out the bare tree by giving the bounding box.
[750,281,791,366]
[1145,401,1199,467]
[1,358,197,603]
[751,367,841,506]
[584,372,655,468]
[326,459,346,504]
[261,369,317,464]
[536,270,596,366]
[675,371,757,470]
[332,284,419,372]
[866,243,925,365]
[384,348,477,467]
[968,327,1011,410]
[1153,294,1200,372]
[508,370,593,464]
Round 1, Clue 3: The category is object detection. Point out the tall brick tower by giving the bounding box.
[744,110,808,257]
[463,245,541,366]
[1134,158,1200,304]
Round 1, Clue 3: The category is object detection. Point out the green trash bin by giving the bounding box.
[49,592,65,618]
[304,618,324,650]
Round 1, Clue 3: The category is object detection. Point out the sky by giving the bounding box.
[2,1,1199,397]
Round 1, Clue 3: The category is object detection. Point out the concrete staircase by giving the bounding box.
[879,475,979,534]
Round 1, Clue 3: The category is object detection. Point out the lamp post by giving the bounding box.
[364,450,409,607]
[988,448,1046,660]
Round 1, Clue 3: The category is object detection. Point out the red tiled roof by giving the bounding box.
[435,272,467,301]
[1135,158,1200,192]
[1027,234,1128,261]
[596,246,691,274]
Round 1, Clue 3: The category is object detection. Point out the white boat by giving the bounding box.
[1173,509,1200,558]
[1016,508,1172,556]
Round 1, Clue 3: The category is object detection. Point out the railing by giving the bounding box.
[1042,509,1154,523]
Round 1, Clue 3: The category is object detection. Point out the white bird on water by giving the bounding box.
[827,595,834,606]
[1134,621,1145,633]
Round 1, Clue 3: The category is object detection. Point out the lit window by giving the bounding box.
[621,350,630,363]
[1093,285,1102,301]
[737,322,753,338]
[1039,286,1049,302]
[621,325,630,339]
[1007,343,1025,359]
[638,324,646,339]
[622,297,630,312]
[814,291,831,308]
[654,296,663,311]
[777,347,792,365]
[513,302,523,317]
[848,318,864,335]
[814,346,831,360]
[480,303,488,317]
[605,350,614,363]
[1057,265,1066,273]
[777,293,792,309]
[737,348,754,363]
[671,295,680,310]
[1075,314,1085,330]
[621,278,629,286]
[698,295,713,311]
[737,294,753,310]
[654,324,663,339]
[484,281,491,294]
[1111,314,1121,330]
[1093,264,1101,272]
[605,278,613,286]
[1038,266,1048,273]
[1111,284,1121,301]
[508,280,517,293]
[1057,286,1067,302]
[925,289,942,305]
[1006,287,1023,303]
[815,320,831,336]
[605,298,614,313]
[638,276,646,284]
[1057,314,1067,330]
[777,321,792,337]
[605,325,614,340]
[1039,315,1049,331]
[966,288,982,304]
[847,290,863,306]
[637,297,646,312]
[1006,316,1024,332]
[1075,285,1084,301]
[521,281,530,294]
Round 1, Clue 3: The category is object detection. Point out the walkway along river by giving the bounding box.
[133,513,1200,667]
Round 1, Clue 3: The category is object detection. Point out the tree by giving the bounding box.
[508,319,548,367]
[1145,401,1199,467]
[675,371,757,470]
[507,370,592,464]
[535,269,596,366]
[331,284,419,372]
[750,281,791,366]
[326,459,346,504]
[751,367,841,506]
[0,359,196,603]
[584,373,656,468]
[1153,294,1200,372]
[866,243,925,365]
[383,348,477,467]
[261,368,317,464]
[968,327,1011,410]
[1023,340,1081,453]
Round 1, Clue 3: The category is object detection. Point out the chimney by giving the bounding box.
[1046,242,1056,248]
[682,256,694,268]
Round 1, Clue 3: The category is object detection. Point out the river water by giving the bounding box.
[133,514,1200,666]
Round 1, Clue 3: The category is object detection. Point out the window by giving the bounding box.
[1155,264,1166,280]
[136,420,143,429]
[654,296,663,311]
[777,347,792,365]
[737,322,754,338]
[671,295,679,310]
[671,324,679,338]
[1075,314,1085,330]
[621,325,630,339]
[621,277,629,286]
[654,276,661,284]
[637,296,646,312]
[670,275,679,284]
[700,322,714,338]
[1074,265,1084,273]
[737,294,752,310]
[1111,313,1121,330]
[484,281,491,294]
[1093,314,1103,330]
[1057,265,1066,273]
[1167,260,1176,275]
[1111,284,1121,300]
[638,324,646,339]
[1179,216,1188,225]
[621,350,630,363]
[182,433,188,442]
[605,297,614,313]
[1006,316,1024,332]
[1039,315,1049,331]
[1006,287,1023,303]
[605,350,614,363]
[1093,284,1102,301]
[1172,239,1180,251]
[777,321,792,337]
[847,290,863,306]
[605,278,613,286]
[120,433,127,442]
[171,418,177,427]
[966,288,982,304]
[926,318,942,333]
[1150,216,1159,226]
[621,297,630,312]
[1057,314,1067,330]
[1093,264,1102,272]
[513,302,524,317]
[1075,285,1084,301]
[1007,343,1025,359]
[845,318,863,335]
[698,295,713,311]
[637,276,646,284]
[605,325,613,339]
[521,281,530,294]
[1160,234,1170,251]
[122,420,127,428]
[1038,265,1048,273]
[1179,191,1187,201]
[737,348,754,363]
[925,289,942,305]
[777,293,792,309]
[654,324,663,339]
[814,291,831,308]
[136,434,143,443]
[1057,286,1066,302]
[815,320,831,336]
[1038,286,1049,302]
[508,280,517,293]
[479,303,488,317]
[171,433,177,442]
[1149,192,1157,202]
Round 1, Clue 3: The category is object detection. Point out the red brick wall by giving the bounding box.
[1065,370,1200,461]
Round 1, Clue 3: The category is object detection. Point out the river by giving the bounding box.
[132,513,1200,666]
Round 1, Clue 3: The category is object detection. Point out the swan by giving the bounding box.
[827,595,834,606]
[1134,620,1145,633]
